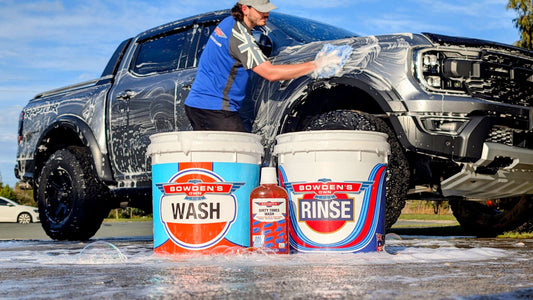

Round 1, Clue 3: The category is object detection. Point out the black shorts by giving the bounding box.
[185,105,247,132]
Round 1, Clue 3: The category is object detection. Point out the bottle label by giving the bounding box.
[251,197,288,252]
[251,198,286,222]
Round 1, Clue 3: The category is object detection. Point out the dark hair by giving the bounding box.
[232,3,244,21]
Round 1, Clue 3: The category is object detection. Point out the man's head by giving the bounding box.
[232,0,276,28]
[237,0,277,13]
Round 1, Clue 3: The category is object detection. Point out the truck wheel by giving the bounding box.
[449,195,533,237]
[302,110,410,231]
[36,146,110,240]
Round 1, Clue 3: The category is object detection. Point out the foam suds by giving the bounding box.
[0,237,510,268]
[0,237,530,299]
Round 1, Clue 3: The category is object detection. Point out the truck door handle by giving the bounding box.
[116,90,137,100]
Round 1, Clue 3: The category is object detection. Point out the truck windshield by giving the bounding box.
[268,13,356,43]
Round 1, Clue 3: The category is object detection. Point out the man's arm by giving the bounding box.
[252,61,316,82]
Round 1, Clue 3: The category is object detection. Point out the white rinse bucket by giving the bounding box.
[273,130,390,253]
[147,131,263,255]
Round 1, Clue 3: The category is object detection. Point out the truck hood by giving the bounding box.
[422,32,533,56]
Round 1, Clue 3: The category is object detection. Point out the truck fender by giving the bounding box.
[36,116,114,183]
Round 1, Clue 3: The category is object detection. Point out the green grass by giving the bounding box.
[391,213,464,236]
[393,213,533,238]
[104,216,152,222]
[497,232,533,239]
[397,213,457,221]
[389,225,466,236]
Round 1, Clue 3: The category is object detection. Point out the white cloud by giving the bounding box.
[0,105,20,187]
[0,107,22,149]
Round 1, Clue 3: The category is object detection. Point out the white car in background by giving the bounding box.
[0,196,39,224]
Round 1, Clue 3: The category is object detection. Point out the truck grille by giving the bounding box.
[486,126,533,150]
[486,126,513,146]
[466,51,533,107]
[417,48,533,108]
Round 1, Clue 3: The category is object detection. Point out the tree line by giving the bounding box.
[0,182,35,207]
[507,0,533,49]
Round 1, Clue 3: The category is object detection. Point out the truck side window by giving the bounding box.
[178,29,196,69]
[132,30,189,75]
[191,24,217,67]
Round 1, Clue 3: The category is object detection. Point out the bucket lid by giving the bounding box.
[273,130,390,156]
[147,131,264,157]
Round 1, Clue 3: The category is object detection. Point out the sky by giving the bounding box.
[0,0,520,188]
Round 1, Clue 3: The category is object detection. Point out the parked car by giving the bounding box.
[15,10,533,240]
[0,196,39,224]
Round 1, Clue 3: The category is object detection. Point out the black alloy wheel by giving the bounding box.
[36,146,110,240]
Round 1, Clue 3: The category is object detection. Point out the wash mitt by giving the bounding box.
[312,44,353,79]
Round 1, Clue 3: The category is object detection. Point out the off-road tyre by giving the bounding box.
[302,110,410,231]
[35,146,111,240]
[449,195,533,237]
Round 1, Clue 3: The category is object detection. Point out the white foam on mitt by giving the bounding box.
[312,44,353,79]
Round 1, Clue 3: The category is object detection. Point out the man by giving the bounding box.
[184,0,333,131]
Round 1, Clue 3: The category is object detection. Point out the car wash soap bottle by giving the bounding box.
[250,167,289,254]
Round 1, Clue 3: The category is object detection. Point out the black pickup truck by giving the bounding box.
[15,10,533,240]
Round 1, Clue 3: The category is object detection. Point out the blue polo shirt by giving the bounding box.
[185,16,267,112]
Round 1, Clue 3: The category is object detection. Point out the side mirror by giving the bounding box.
[252,31,273,57]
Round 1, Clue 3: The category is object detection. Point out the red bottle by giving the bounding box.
[250,167,289,254]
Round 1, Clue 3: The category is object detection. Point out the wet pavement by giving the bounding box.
[0,222,532,299]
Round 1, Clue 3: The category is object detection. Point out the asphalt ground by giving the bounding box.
[0,220,153,241]
[0,221,532,299]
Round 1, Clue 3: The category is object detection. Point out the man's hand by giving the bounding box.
[312,44,353,79]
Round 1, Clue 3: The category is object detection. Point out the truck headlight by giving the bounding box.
[426,76,441,88]
[415,49,479,93]
[423,54,439,74]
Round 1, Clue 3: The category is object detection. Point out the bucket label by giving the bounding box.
[153,162,259,254]
[280,164,387,253]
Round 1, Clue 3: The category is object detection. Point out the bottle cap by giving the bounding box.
[260,167,278,185]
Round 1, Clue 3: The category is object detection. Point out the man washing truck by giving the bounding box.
[185,0,344,131]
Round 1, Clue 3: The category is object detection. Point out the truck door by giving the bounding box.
[108,26,195,184]
[174,22,219,130]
